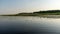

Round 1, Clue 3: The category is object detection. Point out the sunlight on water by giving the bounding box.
[0,16,60,34]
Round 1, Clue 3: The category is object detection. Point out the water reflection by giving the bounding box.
[0,16,60,34]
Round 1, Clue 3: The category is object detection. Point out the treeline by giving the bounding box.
[13,10,60,15]
[33,10,60,13]
[17,10,60,15]
[2,10,60,16]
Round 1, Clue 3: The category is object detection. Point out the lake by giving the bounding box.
[0,16,60,34]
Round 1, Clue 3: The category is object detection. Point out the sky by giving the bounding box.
[0,0,60,14]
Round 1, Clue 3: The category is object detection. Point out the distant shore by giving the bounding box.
[1,10,60,18]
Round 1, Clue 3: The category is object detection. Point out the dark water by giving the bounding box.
[0,16,60,34]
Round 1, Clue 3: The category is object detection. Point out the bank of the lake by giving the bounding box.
[1,10,60,18]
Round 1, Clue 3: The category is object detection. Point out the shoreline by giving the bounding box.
[1,15,60,18]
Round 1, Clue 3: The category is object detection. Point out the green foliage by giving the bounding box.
[2,10,60,16]
[33,10,60,15]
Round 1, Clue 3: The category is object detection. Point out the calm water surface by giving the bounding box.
[0,16,60,34]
